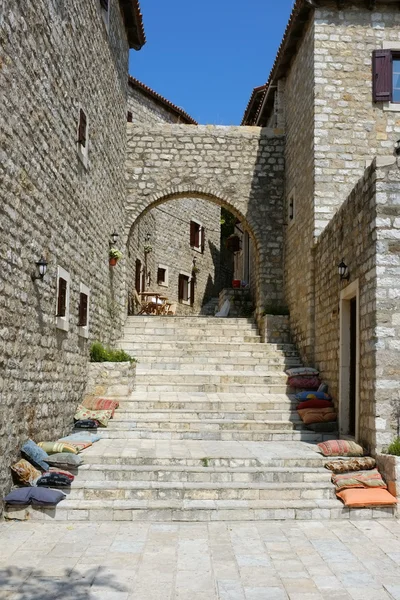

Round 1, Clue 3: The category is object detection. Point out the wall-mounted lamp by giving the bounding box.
[31,256,48,281]
[110,231,119,246]
[395,140,400,156]
[145,233,151,243]
[338,258,350,281]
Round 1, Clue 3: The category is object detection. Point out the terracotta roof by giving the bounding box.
[119,0,146,50]
[128,76,198,124]
[241,85,266,126]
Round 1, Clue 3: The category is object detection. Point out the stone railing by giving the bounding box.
[85,362,136,398]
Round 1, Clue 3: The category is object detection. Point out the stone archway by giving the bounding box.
[124,122,285,320]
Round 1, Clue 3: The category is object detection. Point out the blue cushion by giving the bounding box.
[60,432,101,443]
[21,439,49,471]
[4,488,33,505]
[295,391,332,401]
[30,488,66,506]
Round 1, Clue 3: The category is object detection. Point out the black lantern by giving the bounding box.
[338,258,350,281]
[31,256,48,281]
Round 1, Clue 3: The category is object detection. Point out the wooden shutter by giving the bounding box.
[127,111,133,123]
[200,226,205,254]
[57,278,67,317]
[100,0,109,10]
[178,274,184,301]
[373,50,392,102]
[78,109,87,147]
[190,278,195,306]
[79,293,88,326]
[157,268,165,284]
[190,221,196,246]
[135,259,141,293]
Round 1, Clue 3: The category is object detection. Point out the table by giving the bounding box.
[139,292,168,315]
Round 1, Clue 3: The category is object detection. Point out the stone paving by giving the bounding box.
[1,519,400,599]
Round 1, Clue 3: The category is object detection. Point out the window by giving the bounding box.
[157,265,169,287]
[373,49,400,104]
[288,189,295,224]
[56,267,70,331]
[78,283,90,339]
[127,111,133,122]
[178,274,190,304]
[135,259,142,293]
[100,0,110,31]
[77,108,89,167]
[190,220,204,253]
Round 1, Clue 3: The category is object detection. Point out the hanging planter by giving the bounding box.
[226,234,241,253]
[109,248,123,266]
[144,244,153,254]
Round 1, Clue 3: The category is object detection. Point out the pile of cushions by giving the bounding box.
[294,390,337,432]
[320,441,397,508]
[74,405,113,427]
[286,367,321,390]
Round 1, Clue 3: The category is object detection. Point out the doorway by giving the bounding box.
[339,280,360,439]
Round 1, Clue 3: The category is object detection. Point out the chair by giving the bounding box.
[134,290,153,315]
[166,302,177,316]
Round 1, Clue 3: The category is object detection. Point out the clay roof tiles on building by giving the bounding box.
[128,76,198,124]
[241,85,267,126]
[119,0,146,49]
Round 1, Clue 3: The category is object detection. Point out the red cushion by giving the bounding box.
[297,399,333,410]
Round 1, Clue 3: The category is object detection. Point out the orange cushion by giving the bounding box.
[336,488,397,507]
[297,408,337,425]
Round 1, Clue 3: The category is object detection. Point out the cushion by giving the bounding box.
[286,367,319,377]
[288,376,321,390]
[318,440,364,457]
[11,459,41,486]
[48,468,75,481]
[30,488,66,506]
[332,469,387,491]
[67,441,92,452]
[74,405,113,427]
[297,399,333,410]
[74,420,99,429]
[336,488,397,507]
[297,408,337,425]
[36,473,72,487]
[38,442,78,455]
[46,453,84,468]
[82,397,119,412]
[60,432,101,443]
[21,440,49,471]
[305,422,338,433]
[4,488,34,505]
[318,383,329,393]
[296,392,332,402]
[325,457,376,474]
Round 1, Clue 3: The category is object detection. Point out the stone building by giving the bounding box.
[126,78,224,314]
[0,0,145,502]
[242,0,400,451]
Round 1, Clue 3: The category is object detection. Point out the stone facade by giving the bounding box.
[0,2,132,504]
[128,79,196,125]
[124,123,286,320]
[85,362,136,398]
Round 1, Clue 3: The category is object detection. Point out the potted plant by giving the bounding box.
[144,244,153,254]
[109,248,123,266]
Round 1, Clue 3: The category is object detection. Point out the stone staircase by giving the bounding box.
[26,316,397,521]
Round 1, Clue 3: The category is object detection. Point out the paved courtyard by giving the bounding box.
[1,519,400,600]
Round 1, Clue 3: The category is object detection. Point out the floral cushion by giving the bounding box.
[297,399,333,410]
[295,392,332,402]
[38,442,78,455]
[11,459,41,486]
[74,406,113,427]
[288,376,320,390]
[336,488,397,507]
[318,440,364,457]
[82,397,119,412]
[325,457,376,473]
[21,440,49,471]
[332,469,387,491]
[297,408,337,425]
[46,453,83,468]
[286,367,319,377]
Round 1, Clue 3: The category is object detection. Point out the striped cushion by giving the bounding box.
[48,468,75,481]
[325,457,376,474]
[38,442,78,455]
[68,441,92,452]
[318,440,364,457]
[332,469,387,491]
[82,397,119,412]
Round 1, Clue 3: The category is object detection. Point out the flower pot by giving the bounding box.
[109,257,118,266]
[232,279,241,289]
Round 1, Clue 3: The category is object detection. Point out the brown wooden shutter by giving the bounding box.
[373,50,392,102]
[57,278,67,317]
[78,109,87,147]
[190,278,195,306]
[178,274,184,302]
[127,111,133,123]
[79,293,88,326]
[200,226,205,254]
[190,221,196,246]
[135,259,141,293]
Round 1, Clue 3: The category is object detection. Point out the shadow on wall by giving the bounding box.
[0,566,128,599]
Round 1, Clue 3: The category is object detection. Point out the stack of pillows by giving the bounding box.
[74,397,119,428]
[318,440,397,508]
[286,368,337,432]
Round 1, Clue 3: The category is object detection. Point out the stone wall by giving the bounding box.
[128,85,184,124]
[284,19,316,365]
[125,123,285,319]
[0,2,129,503]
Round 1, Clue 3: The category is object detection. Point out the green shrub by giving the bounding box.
[90,342,137,363]
[387,437,400,456]
[263,305,290,317]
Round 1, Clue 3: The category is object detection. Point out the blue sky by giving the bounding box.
[129,0,294,125]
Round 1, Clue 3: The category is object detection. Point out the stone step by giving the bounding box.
[135,371,289,385]
[119,341,297,354]
[116,399,298,411]
[65,480,336,501]
[112,409,302,422]
[124,317,256,327]
[106,418,305,431]
[136,358,300,370]
[76,464,333,483]
[21,499,397,522]
[123,325,259,335]
[85,429,335,442]
[120,334,262,343]
[134,383,294,393]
